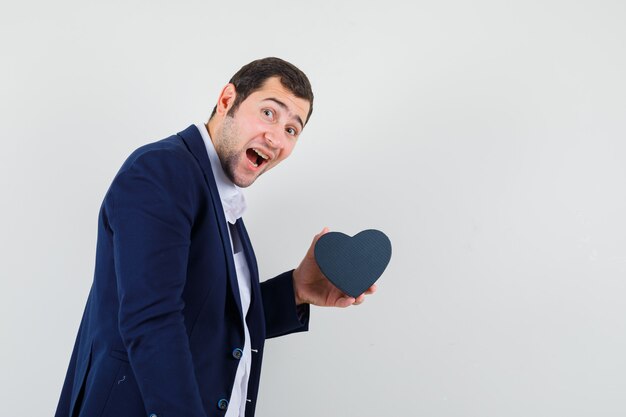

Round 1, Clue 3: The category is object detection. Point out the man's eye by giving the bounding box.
[286,127,297,136]
[263,109,274,118]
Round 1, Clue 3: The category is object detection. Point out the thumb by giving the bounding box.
[315,226,330,240]
[306,227,330,257]
[310,226,330,247]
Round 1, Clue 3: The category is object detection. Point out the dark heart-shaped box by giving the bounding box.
[314,229,392,298]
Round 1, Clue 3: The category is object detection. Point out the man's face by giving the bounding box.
[211,77,310,188]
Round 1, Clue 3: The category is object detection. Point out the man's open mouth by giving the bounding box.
[246,148,269,168]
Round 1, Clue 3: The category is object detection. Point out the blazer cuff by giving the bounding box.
[261,270,310,339]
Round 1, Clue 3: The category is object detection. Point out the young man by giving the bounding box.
[55,57,375,417]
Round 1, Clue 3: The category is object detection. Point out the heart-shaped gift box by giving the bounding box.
[314,229,392,298]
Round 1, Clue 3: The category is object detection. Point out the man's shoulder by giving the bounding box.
[128,132,186,160]
[118,128,199,174]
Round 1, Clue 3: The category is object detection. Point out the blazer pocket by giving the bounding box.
[109,349,129,362]
[99,361,145,417]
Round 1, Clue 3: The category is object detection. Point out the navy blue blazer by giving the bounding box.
[55,125,309,417]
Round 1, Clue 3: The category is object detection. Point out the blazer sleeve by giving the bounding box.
[261,270,310,339]
[105,148,207,417]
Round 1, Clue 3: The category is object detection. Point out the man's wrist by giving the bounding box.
[292,268,306,306]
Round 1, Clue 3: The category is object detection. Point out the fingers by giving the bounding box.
[336,295,356,308]
[364,284,377,295]
[353,294,366,305]
[335,286,378,307]
[351,285,377,305]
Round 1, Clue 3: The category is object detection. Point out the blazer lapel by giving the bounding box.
[236,218,265,342]
[235,218,260,302]
[177,125,243,320]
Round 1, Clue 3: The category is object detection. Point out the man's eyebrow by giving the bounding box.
[263,97,304,129]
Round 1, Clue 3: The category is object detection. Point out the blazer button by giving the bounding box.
[217,398,229,410]
[232,348,243,360]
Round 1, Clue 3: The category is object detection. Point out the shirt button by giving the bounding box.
[217,399,229,410]
[232,348,243,359]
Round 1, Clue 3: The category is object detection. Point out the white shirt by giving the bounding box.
[196,123,252,417]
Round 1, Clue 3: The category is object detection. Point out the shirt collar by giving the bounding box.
[196,123,247,224]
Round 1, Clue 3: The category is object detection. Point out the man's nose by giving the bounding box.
[264,126,284,149]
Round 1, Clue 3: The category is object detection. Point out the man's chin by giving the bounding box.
[232,172,260,188]
[235,180,254,188]
[225,160,269,188]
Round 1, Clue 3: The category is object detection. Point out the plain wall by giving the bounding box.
[1,0,625,416]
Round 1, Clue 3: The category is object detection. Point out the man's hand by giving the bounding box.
[293,227,377,307]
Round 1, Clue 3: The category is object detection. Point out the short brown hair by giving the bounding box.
[210,57,314,124]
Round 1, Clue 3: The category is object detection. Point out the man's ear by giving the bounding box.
[216,83,237,116]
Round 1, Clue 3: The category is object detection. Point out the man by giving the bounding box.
[55,57,375,417]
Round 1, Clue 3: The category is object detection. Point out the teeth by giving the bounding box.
[253,148,269,160]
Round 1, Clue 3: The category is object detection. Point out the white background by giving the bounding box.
[1,0,625,416]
